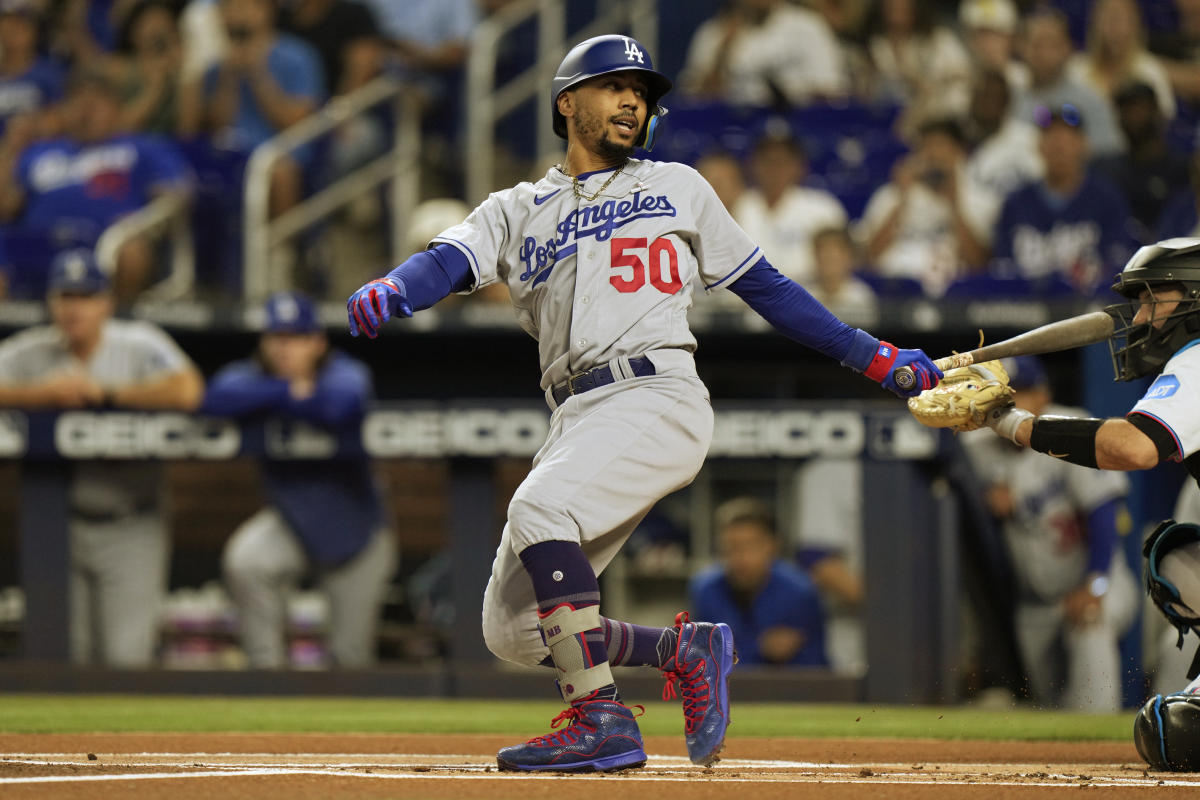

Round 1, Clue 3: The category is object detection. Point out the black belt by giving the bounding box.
[551,356,656,405]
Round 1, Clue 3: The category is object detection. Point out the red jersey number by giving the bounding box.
[609,238,683,295]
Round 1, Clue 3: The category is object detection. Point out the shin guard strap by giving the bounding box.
[539,605,613,703]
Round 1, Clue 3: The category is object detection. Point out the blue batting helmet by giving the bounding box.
[551,34,672,151]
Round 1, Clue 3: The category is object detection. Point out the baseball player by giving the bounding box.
[347,34,941,773]
[961,356,1135,711]
[201,291,397,669]
[0,248,204,666]
[982,238,1200,766]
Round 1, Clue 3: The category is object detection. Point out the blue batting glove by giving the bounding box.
[864,341,943,398]
[347,277,412,338]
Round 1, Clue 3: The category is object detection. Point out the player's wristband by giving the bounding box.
[862,341,898,383]
[985,406,1034,443]
[1028,415,1104,469]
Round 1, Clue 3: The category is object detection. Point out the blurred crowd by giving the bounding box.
[0,1,1195,311]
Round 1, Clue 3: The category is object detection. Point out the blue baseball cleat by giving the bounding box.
[496,695,647,772]
[661,611,736,766]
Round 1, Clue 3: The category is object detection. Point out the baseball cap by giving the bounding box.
[1033,102,1084,130]
[960,0,1018,34]
[1001,356,1048,390]
[47,248,109,294]
[264,291,320,334]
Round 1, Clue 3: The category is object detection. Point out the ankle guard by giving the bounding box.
[540,604,615,703]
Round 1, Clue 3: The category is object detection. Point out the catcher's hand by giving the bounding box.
[906,360,1014,432]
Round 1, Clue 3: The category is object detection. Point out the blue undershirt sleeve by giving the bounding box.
[728,259,880,370]
[1085,498,1121,576]
[384,244,474,311]
[285,358,370,427]
[200,363,290,416]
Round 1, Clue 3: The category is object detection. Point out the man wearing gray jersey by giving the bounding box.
[347,34,941,772]
[0,249,203,667]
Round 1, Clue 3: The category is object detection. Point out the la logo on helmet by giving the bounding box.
[623,37,644,63]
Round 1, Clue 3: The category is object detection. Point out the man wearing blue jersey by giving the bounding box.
[989,103,1136,294]
[0,71,192,303]
[690,498,828,667]
[202,291,397,669]
[181,0,324,219]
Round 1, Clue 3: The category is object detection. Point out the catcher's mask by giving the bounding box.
[1106,237,1200,381]
[551,34,672,151]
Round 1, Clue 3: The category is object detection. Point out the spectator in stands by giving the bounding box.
[1157,152,1200,239]
[88,0,188,135]
[0,0,65,140]
[963,68,1043,200]
[1011,7,1124,158]
[863,0,973,127]
[1094,81,1190,243]
[1067,0,1175,121]
[989,103,1136,293]
[360,0,476,172]
[805,226,877,327]
[278,0,385,206]
[858,118,997,296]
[960,356,1136,711]
[203,291,398,669]
[695,149,746,216]
[689,497,828,667]
[792,456,866,675]
[1149,0,1200,102]
[958,0,1023,92]
[178,0,324,218]
[733,130,848,286]
[279,0,380,97]
[680,0,848,108]
[0,70,193,303]
[0,249,204,667]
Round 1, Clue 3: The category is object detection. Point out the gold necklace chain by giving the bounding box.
[570,163,624,202]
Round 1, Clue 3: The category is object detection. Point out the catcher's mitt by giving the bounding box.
[906,360,1013,432]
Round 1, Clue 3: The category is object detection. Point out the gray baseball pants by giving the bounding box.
[222,507,398,668]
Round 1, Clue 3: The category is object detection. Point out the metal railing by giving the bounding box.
[95,192,194,304]
[242,76,421,301]
[465,0,658,204]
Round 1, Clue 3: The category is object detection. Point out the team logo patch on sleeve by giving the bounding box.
[1145,374,1181,400]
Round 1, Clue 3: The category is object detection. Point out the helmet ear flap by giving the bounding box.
[638,106,668,151]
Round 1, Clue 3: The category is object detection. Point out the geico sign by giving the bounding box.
[709,410,865,457]
[54,413,240,459]
[363,409,550,457]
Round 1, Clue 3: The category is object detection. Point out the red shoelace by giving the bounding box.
[661,612,710,734]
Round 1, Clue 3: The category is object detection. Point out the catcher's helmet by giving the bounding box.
[1106,237,1200,381]
[551,34,672,151]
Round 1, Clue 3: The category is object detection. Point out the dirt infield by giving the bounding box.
[0,733,1193,798]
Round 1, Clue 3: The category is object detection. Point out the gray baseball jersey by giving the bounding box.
[432,158,761,392]
[1130,341,1200,462]
[0,319,195,516]
[0,317,195,665]
[455,159,758,666]
[962,404,1130,602]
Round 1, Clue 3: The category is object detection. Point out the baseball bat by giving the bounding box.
[892,310,1116,391]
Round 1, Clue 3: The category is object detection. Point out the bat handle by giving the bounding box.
[893,355,961,392]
